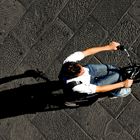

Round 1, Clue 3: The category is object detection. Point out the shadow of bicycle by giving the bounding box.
[0,70,68,118]
[0,70,105,119]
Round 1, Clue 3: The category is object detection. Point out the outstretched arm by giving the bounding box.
[82,41,120,57]
[95,79,133,93]
[63,41,120,63]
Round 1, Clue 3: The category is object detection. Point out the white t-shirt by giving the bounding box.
[63,51,96,94]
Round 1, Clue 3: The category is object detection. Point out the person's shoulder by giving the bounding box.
[63,51,85,64]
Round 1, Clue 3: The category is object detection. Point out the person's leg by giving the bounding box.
[85,64,120,77]
[86,64,131,98]
[94,72,120,86]
[95,73,131,98]
[85,64,121,85]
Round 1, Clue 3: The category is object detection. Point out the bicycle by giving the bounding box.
[117,45,140,83]
[64,45,140,107]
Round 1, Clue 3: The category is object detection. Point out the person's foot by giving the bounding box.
[110,88,131,99]
[119,88,131,97]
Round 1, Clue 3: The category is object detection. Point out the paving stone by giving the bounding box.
[0,77,23,92]
[10,116,45,140]
[118,50,139,69]
[117,99,140,135]
[25,113,38,121]
[59,0,90,32]
[91,0,135,31]
[72,16,108,50]
[95,14,140,65]
[131,83,140,102]
[104,132,134,140]
[0,135,7,140]
[0,59,47,97]
[12,0,68,48]
[0,0,4,3]
[13,67,40,85]
[65,103,113,140]
[109,14,140,47]
[0,117,17,140]
[18,0,35,9]
[0,33,28,77]
[129,0,140,25]
[0,0,25,44]
[31,111,92,140]
[77,0,100,12]
[46,60,62,81]
[103,119,134,140]
[132,126,140,140]
[0,67,40,92]
[129,35,140,60]
[19,18,73,71]
[99,95,133,118]
[57,16,108,64]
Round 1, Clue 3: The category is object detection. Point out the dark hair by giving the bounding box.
[59,62,81,80]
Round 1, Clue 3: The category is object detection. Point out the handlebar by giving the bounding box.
[117,45,133,65]
[117,45,125,51]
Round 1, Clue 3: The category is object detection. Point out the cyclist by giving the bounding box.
[59,41,133,105]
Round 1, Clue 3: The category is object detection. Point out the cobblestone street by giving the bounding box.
[0,0,140,140]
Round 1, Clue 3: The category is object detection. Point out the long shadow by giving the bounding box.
[0,70,102,119]
[0,70,67,119]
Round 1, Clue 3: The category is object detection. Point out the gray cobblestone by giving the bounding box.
[91,0,136,31]
[12,0,68,48]
[17,0,35,9]
[0,34,27,76]
[18,17,73,71]
[31,111,93,140]
[104,119,135,140]
[129,0,140,25]
[0,0,25,44]
[95,14,140,65]
[99,95,133,118]
[10,116,45,140]
[117,99,140,135]
[132,126,140,140]
[57,16,108,64]
[59,0,89,32]
[65,103,112,140]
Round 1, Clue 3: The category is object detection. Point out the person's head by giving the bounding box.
[60,62,84,79]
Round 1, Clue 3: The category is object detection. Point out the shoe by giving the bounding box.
[116,88,131,97]
[111,88,131,98]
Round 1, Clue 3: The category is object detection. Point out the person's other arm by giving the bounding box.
[95,79,133,93]
[73,79,133,94]
[82,41,120,57]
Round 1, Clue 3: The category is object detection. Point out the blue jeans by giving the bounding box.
[85,64,122,95]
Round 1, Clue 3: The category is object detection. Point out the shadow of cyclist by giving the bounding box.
[0,70,102,119]
[0,70,67,119]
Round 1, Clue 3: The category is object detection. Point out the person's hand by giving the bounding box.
[108,41,120,51]
[123,79,133,88]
